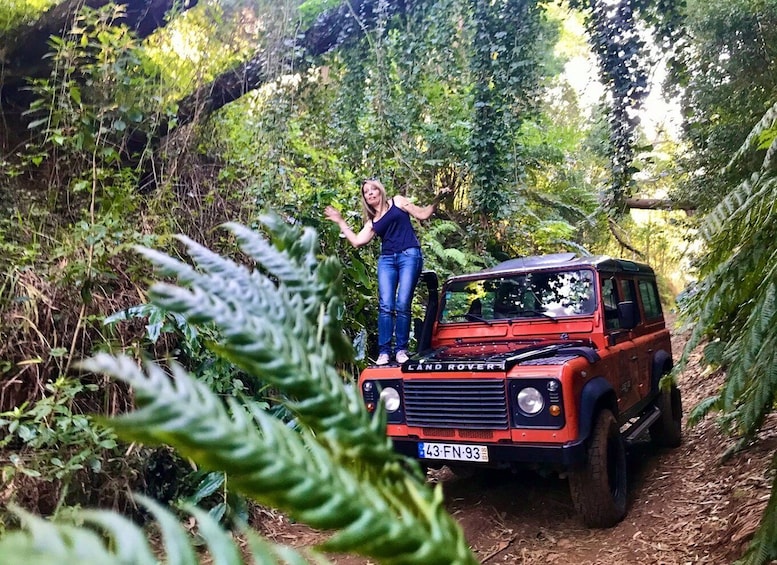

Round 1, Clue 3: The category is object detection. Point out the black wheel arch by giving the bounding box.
[577,377,619,444]
[650,349,673,394]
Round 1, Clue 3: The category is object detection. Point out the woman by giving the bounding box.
[325,179,449,365]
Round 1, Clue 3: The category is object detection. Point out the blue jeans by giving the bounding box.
[377,247,423,355]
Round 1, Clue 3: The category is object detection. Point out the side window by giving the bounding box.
[601,277,620,330]
[619,279,641,325]
[638,279,662,320]
[619,279,635,301]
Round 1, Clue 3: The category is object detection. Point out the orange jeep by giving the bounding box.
[359,253,682,527]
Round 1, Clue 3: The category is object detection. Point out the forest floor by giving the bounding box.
[254,320,777,564]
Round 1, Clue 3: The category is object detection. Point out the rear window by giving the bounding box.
[638,279,662,319]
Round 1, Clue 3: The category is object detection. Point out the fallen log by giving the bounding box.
[624,198,696,213]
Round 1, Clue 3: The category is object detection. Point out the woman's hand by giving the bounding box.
[435,186,452,202]
[324,205,343,224]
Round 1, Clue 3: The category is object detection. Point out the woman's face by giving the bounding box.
[362,182,383,209]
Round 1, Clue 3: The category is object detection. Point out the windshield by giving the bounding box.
[439,269,596,323]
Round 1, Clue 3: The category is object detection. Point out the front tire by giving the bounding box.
[649,383,683,447]
[568,409,627,528]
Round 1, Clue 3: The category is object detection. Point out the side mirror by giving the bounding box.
[617,301,638,330]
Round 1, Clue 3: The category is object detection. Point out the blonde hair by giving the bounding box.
[360,179,388,222]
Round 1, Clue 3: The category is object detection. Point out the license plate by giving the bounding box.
[418,442,489,463]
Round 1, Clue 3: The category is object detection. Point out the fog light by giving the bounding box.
[549,404,561,416]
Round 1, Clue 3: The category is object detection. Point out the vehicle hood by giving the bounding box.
[403,339,599,373]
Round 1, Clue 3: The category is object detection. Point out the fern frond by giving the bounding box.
[760,129,777,172]
[686,395,721,427]
[0,495,319,565]
[224,222,323,316]
[701,172,759,241]
[77,355,476,564]
[725,100,777,173]
[136,217,397,468]
[715,280,777,436]
[737,453,777,565]
[419,220,489,275]
[685,101,777,565]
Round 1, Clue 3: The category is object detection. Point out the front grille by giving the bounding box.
[404,380,508,429]
[459,429,494,439]
[422,427,456,437]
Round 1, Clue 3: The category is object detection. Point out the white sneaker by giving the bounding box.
[395,350,409,364]
[376,353,390,366]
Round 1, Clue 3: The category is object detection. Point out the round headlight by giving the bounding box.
[379,387,401,413]
[517,387,544,415]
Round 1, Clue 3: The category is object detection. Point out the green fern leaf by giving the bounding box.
[136,219,397,467]
[0,496,318,565]
[686,395,721,426]
[79,355,477,564]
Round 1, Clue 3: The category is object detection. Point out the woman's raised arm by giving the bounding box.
[325,206,375,248]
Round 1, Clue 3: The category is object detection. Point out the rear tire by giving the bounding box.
[649,383,683,447]
[568,409,627,528]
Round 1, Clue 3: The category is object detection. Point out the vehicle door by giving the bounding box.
[634,277,671,398]
[619,278,651,401]
[601,276,640,410]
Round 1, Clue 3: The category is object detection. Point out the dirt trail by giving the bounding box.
[260,324,776,564]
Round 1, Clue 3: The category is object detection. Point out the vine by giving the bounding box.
[567,0,684,214]
[468,0,545,221]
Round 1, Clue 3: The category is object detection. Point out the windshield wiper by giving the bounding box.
[464,313,495,325]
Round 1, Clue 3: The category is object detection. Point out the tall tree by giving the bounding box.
[0,0,198,105]
[667,0,777,211]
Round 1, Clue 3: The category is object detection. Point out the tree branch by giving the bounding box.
[1,0,198,87]
[173,0,401,129]
[624,198,695,213]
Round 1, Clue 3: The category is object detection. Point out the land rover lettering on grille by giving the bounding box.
[403,361,504,372]
[358,253,683,528]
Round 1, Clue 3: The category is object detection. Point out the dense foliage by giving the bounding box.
[668,3,777,562]
[0,0,611,540]
[667,2,777,563]
[0,217,478,563]
[3,0,777,562]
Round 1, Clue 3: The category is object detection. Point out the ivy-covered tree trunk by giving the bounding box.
[468,0,543,218]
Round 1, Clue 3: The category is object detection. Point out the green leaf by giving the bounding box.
[27,118,48,130]
[188,472,225,504]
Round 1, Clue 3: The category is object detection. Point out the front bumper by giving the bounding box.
[391,438,587,467]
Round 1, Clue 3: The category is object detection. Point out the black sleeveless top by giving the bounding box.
[371,199,421,255]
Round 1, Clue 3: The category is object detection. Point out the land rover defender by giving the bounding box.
[359,252,682,527]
